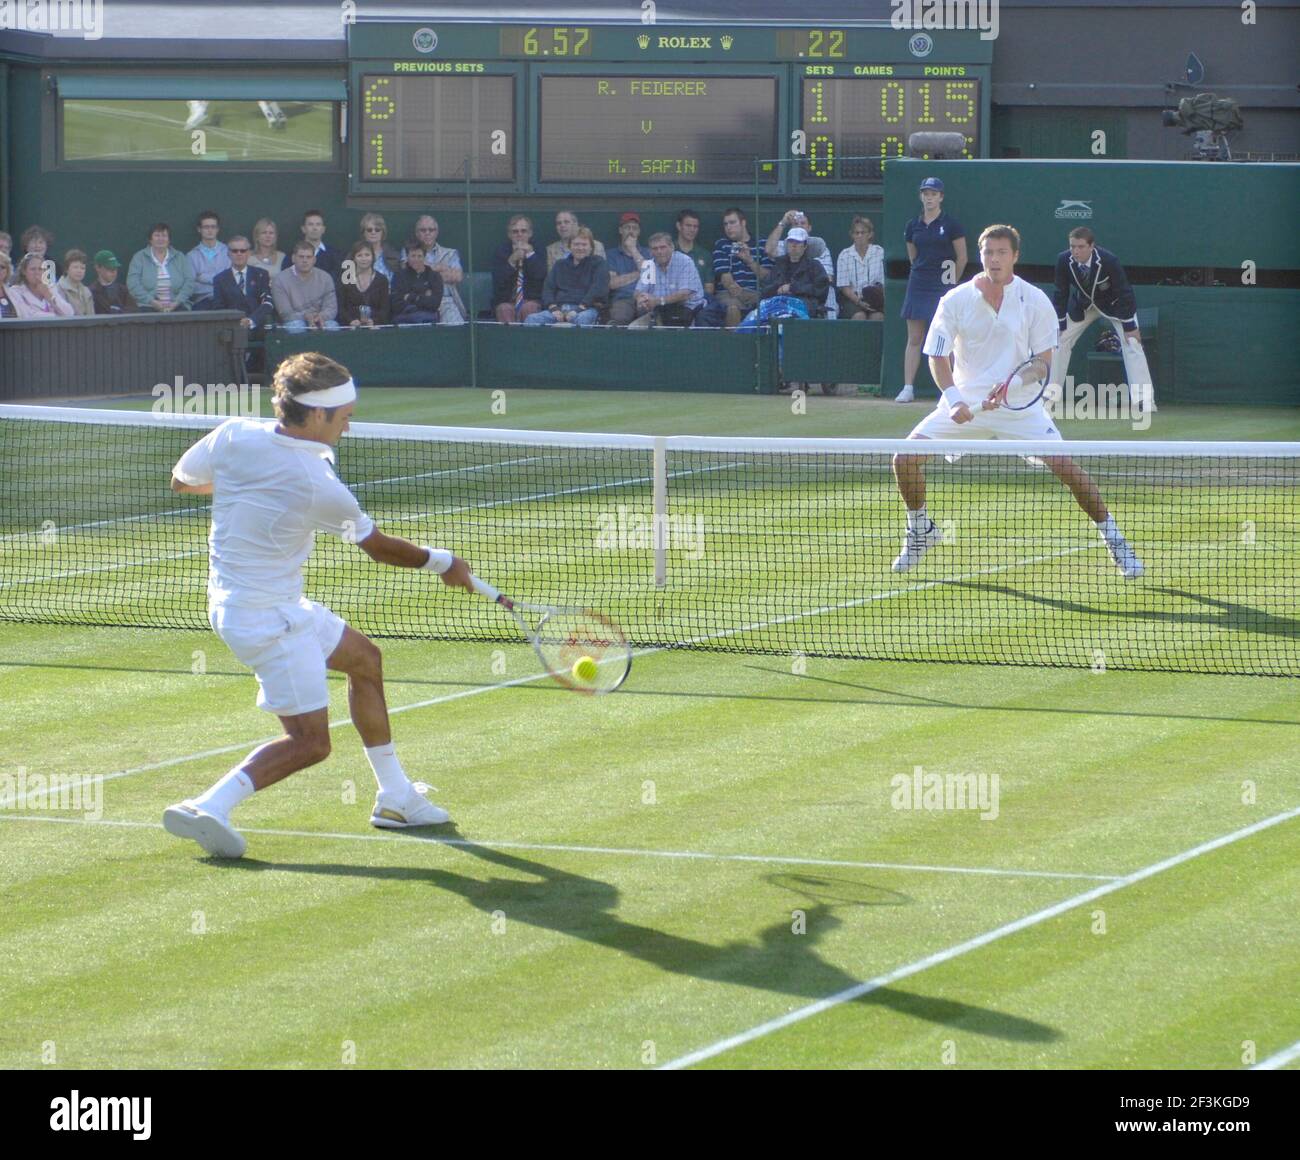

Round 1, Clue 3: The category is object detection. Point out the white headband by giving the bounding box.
[293,379,357,408]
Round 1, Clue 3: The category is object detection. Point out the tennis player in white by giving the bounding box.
[891,224,1144,579]
[163,352,472,858]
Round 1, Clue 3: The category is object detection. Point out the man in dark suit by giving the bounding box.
[212,236,274,330]
[1049,226,1155,413]
[279,210,341,278]
[213,236,274,373]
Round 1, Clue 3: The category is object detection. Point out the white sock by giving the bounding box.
[901,383,914,392]
[193,768,254,819]
[1095,515,1123,545]
[907,506,930,533]
[365,742,411,797]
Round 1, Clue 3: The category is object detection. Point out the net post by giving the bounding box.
[653,436,667,588]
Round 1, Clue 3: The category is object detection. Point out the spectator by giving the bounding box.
[408,215,467,325]
[629,232,705,329]
[337,240,391,327]
[18,226,54,281]
[271,240,339,331]
[188,209,231,309]
[211,235,274,331]
[0,232,11,259]
[358,213,401,280]
[491,215,546,324]
[897,176,967,402]
[280,209,341,277]
[605,211,652,327]
[765,209,836,318]
[546,209,606,271]
[89,250,134,314]
[762,227,830,316]
[525,227,608,328]
[127,223,195,312]
[701,207,771,328]
[391,240,443,325]
[56,249,95,316]
[9,252,74,318]
[836,216,885,321]
[0,253,16,317]
[674,208,714,296]
[248,218,284,276]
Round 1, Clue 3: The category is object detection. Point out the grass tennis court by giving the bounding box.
[1,392,1297,1069]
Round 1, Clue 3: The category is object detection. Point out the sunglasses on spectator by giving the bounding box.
[229,247,250,253]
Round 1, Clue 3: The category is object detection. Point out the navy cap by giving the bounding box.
[919,177,944,191]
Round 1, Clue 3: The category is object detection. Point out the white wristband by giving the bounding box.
[942,387,965,412]
[421,547,454,574]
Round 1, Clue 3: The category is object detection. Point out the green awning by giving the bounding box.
[55,75,346,101]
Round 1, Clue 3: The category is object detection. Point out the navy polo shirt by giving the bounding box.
[904,212,965,289]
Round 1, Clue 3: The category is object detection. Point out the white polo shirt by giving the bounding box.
[923,275,1059,404]
[173,418,375,610]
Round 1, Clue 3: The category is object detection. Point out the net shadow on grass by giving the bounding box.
[947,580,1300,641]
[220,840,1060,1044]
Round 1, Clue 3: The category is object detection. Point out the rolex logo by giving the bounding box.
[637,33,650,49]
[720,34,733,50]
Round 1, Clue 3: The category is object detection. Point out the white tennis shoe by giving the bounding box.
[892,521,944,572]
[1106,537,1145,579]
[894,385,915,403]
[163,801,247,858]
[371,781,451,829]
[184,101,210,131]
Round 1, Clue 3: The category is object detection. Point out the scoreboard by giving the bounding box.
[348,22,990,195]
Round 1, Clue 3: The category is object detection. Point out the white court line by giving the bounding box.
[0,815,1119,882]
[7,542,1087,809]
[659,804,1300,1070]
[1250,1038,1300,1071]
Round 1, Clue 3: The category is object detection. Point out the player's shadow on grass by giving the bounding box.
[948,580,1300,641]
[224,840,1059,1044]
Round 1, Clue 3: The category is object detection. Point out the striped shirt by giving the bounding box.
[836,244,885,292]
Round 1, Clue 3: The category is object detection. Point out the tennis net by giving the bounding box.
[1,405,1297,676]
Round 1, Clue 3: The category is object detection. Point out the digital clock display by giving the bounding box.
[360,74,516,181]
[499,26,593,57]
[538,74,778,183]
[801,77,980,181]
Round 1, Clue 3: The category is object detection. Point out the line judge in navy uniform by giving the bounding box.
[1049,226,1155,413]
[896,177,967,403]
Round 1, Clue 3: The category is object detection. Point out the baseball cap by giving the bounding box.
[618,211,641,224]
[786,227,809,243]
[93,249,120,268]
[919,177,944,191]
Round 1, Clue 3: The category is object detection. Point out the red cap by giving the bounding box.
[619,212,641,224]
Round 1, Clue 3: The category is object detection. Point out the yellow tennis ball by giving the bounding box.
[573,656,598,682]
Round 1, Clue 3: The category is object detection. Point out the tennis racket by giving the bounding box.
[982,355,1048,412]
[470,574,631,695]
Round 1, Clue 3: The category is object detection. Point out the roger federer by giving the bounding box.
[890,224,1144,579]
[163,352,471,858]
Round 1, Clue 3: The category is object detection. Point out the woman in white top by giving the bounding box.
[9,252,74,318]
[248,218,285,275]
[0,253,18,317]
[835,216,886,321]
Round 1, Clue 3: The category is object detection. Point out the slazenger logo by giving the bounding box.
[1054,200,1093,219]
[50,1091,151,1140]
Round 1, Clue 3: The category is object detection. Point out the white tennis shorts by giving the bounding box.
[210,598,347,716]
[909,401,1063,441]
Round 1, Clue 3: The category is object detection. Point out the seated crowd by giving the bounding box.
[0,206,885,332]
